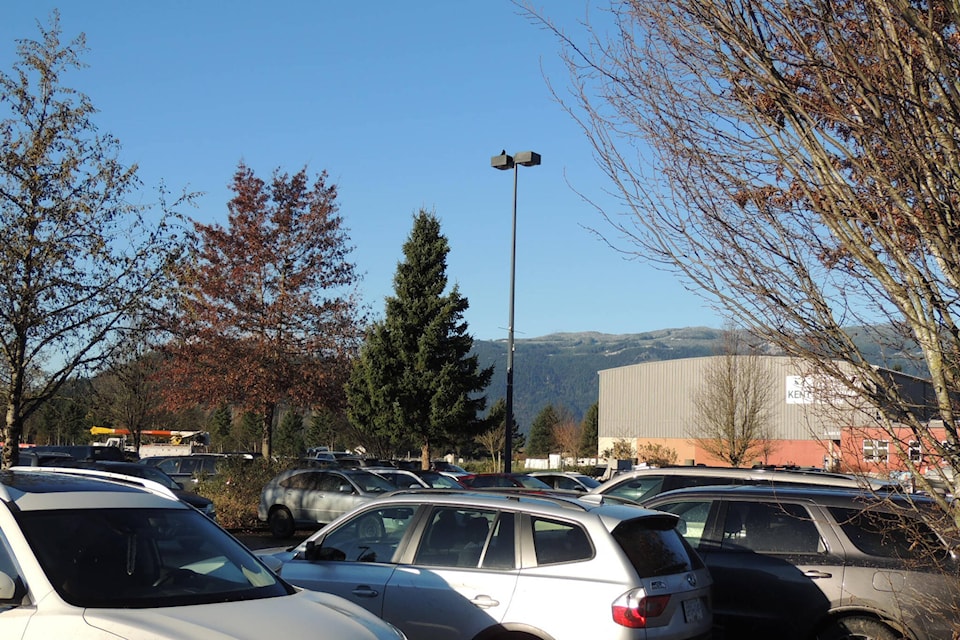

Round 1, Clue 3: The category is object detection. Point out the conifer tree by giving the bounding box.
[526,404,559,457]
[578,402,599,458]
[346,210,492,468]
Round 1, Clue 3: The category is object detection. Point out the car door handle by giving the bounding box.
[470,594,500,609]
[351,585,380,598]
[803,570,833,579]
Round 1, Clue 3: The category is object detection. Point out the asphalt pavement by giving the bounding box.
[233,529,309,551]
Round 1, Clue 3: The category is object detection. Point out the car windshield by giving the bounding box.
[17,507,290,608]
[419,472,463,488]
[348,470,397,493]
[515,475,553,489]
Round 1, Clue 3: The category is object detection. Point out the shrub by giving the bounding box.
[195,457,288,531]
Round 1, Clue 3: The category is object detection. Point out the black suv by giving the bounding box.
[643,485,960,640]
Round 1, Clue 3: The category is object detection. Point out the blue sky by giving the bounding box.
[2,1,720,341]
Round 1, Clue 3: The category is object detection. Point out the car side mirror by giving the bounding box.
[338,484,353,494]
[676,519,688,536]
[304,540,346,562]
[0,570,26,603]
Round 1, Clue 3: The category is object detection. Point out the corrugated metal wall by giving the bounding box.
[598,356,860,443]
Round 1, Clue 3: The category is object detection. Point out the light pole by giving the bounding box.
[490,149,541,473]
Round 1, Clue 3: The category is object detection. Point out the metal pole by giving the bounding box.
[504,162,518,474]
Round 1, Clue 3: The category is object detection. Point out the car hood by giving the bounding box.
[82,589,403,639]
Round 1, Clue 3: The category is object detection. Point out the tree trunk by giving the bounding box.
[261,403,276,458]
[421,442,431,471]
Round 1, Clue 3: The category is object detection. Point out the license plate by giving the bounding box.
[682,597,705,623]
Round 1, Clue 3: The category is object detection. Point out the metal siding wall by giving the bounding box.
[599,356,858,442]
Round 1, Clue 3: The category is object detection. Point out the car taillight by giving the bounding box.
[612,589,671,628]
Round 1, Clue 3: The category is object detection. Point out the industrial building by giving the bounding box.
[597,355,937,472]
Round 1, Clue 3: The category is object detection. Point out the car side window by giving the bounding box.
[414,507,498,568]
[828,506,950,563]
[608,476,664,502]
[722,501,823,554]
[318,506,417,563]
[532,518,593,565]
[281,472,316,490]
[651,500,712,548]
[156,458,180,474]
[317,473,348,492]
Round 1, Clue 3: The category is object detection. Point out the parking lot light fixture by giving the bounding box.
[490,149,541,473]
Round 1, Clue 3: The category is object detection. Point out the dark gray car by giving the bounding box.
[643,485,960,640]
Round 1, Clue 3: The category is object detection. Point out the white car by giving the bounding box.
[258,467,396,538]
[258,489,713,640]
[0,467,406,640]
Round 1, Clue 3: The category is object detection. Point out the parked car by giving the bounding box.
[258,468,396,538]
[529,471,602,492]
[591,465,898,503]
[139,454,226,486]
[55,460,217,520]
[368,468,430,489]
[643,484,960,640]
[15,449,74,466]
[429,460,470,477]
[31,444,126,462]
[0,467,406,639]
[257,489,713,640]
[459,472,554,490]
[409,469,465,489]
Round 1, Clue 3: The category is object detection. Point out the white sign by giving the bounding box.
[785,376,815,404]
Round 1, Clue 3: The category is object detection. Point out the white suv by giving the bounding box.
[257,489,713,640]
[0,467,405,640]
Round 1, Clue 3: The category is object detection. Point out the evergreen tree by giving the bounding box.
[526,404,559,457]
[346,210,492,469]
[274,410,305,457]
[578,402,599,458]
[209,404,232,441]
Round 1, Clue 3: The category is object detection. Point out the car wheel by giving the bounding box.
[817,616,904,640]
[268,506,295,539]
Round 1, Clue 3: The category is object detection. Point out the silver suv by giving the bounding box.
[257,489,713,640]
[644,484,960,640]
[591,465,897,503]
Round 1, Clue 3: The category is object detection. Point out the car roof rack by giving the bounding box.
[8,465,181,502]
[382,487,642,512]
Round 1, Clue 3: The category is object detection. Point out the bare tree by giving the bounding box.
[689,330,775,467]
[0,14,188,467]
[552,417,582,469]
[530,0,960,523]
[475,424,505,473]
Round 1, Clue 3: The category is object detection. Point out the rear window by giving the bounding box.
[612,516,703,577]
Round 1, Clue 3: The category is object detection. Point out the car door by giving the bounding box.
[274,470,324,523]
[276,505,418,618]
[702,499,844,640]
[382,506,519,640]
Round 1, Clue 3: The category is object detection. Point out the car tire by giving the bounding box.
[268,506,295,539]
[817,616,903,640]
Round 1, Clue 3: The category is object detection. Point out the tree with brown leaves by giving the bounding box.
[162,162,363,457]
